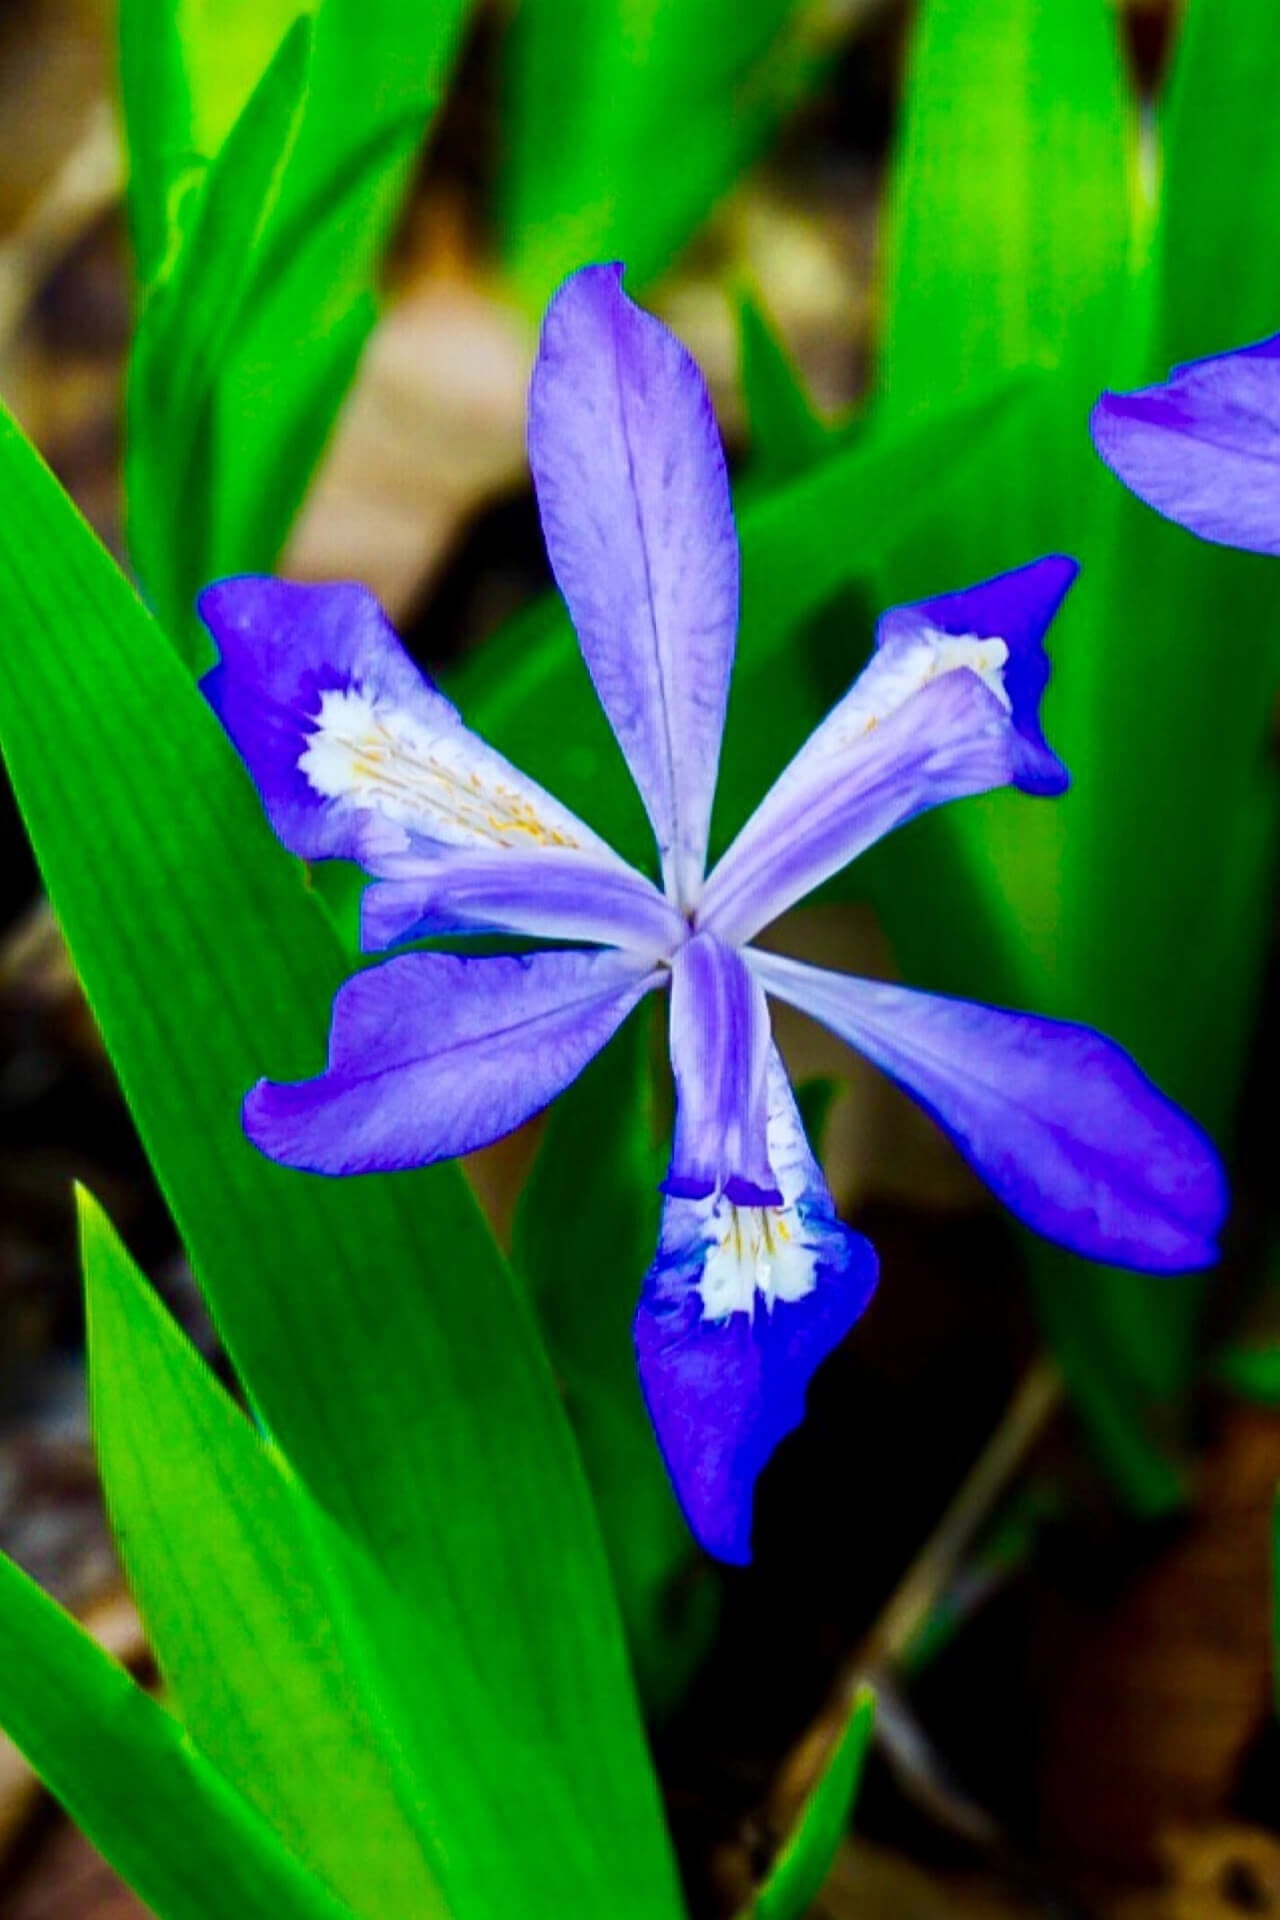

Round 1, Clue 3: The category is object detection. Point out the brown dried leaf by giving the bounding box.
[1035,1403,1280,1877]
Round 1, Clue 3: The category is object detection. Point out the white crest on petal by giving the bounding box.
[298,684,590,853]
[722,624,1012,843]
[692,1051,826,1322]
[827,627,1011,749]
[697,1199,820,1318]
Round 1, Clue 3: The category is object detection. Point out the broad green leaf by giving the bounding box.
[737,292,832,493]
[452,374,1028,876]
[869,0,1134,954]
[80,1187,449,1917]
[1053,0,1280,1112]
[514,1012,718,1718]
[205,0,473,589]
[858,0,1223,1508]
[854,0,1280,1509]
[751,1687,875,1920]
[1018,0,1280,1491]
[1216,1346,1280,1408]
[501,0,836,306]
[127,18,313,646]
[124,0,474,645]
[876,0,1135,422]
[119,0,308,287]
[0,1548,354,1920]
[0,407,682,1919]
[1155,0,1280,356]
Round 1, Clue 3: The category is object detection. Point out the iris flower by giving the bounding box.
[201,265,1224,1563]
[1091,330,1280,553]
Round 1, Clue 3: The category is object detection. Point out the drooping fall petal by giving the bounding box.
[750,950,1226,1274]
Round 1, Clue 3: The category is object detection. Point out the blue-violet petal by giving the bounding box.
[665,932,780,1206]
[699,667,1014,945]
[635,1050,878,1563]
[245,947,659,1175]
[528,263,740,910]
[200,575,625,871]
[1091,333,1280,554]
[750,951,1226,1274]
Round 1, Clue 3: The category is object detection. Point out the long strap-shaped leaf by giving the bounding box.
[858,0,1208,1507]
[1026,0,1280,1486]
[81,1188,450,1918]
[0,408,682,1919]
[126,17,313,642]
[859,0,1280,1505]
[123,0,475,644]
[513,1015,717,1718]
[119,0,309,287]
[751,1688,875,1920]
[0,1549,356,1920]
[501,0,832,306]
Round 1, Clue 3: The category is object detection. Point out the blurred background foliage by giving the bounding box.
[0,0,1276,1915]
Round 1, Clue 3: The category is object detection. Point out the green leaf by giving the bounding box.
[866,0,1134,986]
[737,292,833,493]
[127,16,314,648]
[876,0,1135,422]
[856,0,1232,1509]
[501,0,836,305]
[0,406,682,1919]
[80,1186,450,1917]
[1155,0,1280,356]
[124,0,474,645]
[204,0,473,589]
[792,1077,839,1160]
[513,1012,718,1718]
[0,1549,355,1920]
[1013,0,1280,1494]
[1216,1345,1280,1407]
[751,1687,875,1920]
[850,0,1280,1512]
[119,0,310,287]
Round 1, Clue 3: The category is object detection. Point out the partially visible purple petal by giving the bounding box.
[635,1051,877,1564]
[665,933,779,1206]
[750,951,1227,1274]
[200,575,623,871]
[1091,333,1280,554]
[244,947,659,1175]
[875,556,1077,796]
[355,829,682,956]
[528,264,740,910]
[699,668,1014,945]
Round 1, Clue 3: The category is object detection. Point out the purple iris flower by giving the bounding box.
[201,264,1225,1565]
[1091,331,1280,551]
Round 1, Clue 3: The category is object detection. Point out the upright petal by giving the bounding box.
[200,576,626,872]
[698,669,1014,945]
[699,558,1076,944]
[244,947,659,1175]
[635,1051,878,1564]
[356,830,681,958]
[665,933,779,1206]
[750,951,1226,1274]
[875,556,1076,796]
[527,264,740,910]
[1091,334,1280,554]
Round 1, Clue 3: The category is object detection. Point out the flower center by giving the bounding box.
[697,1197,819,1320]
